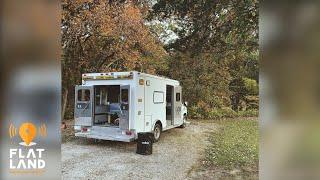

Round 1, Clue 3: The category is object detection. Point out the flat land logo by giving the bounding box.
[8,122,47,174]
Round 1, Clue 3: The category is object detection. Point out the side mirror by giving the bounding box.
[184,102,188,106]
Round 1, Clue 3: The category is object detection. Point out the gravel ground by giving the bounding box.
[61,120,216,180]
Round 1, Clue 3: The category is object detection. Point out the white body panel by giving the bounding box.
[75,71,187,142]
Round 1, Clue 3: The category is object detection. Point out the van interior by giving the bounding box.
[166,85,173,126]
[93,85,122,127]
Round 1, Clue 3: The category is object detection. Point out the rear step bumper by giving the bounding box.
[75,126,135,142]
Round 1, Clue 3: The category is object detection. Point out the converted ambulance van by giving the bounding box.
[74,71,187,142]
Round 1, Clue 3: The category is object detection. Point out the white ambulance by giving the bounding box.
[74,71,188,142]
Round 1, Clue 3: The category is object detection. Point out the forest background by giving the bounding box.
[61,0,259,119]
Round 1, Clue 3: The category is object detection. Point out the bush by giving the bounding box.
[243,78,258,95]
[208,108,237,119]
[64,107,74,120]
[245,95,259,110]
[189,105,205,119]
[189,105,258,119]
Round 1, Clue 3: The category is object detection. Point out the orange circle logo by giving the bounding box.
[19,123,37,146]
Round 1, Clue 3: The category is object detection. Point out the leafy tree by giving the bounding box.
[62,0,167,118]
[149,0,259,116]
[168,52,231,109]
[149,0,258,54]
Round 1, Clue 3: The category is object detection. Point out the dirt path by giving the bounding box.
[61,120,216,180]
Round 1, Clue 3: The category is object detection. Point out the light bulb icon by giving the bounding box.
[19,122,37,146]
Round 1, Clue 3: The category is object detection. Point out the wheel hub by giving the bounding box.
[154,126,160,139]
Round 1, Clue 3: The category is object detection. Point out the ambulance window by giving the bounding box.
[153,91,164,104]
[121,89,128,103]
[78,89,90,101]
[176,93,181,102]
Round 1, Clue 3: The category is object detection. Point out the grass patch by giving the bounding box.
[205,119,258,170]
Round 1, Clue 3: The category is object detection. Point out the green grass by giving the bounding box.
[205,119,259,170]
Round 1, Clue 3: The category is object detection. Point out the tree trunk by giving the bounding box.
[62,88,69,121]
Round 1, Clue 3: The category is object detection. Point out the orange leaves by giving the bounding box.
[62,0,167,92]
[123,5,143,24]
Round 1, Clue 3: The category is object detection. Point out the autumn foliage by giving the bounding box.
[62,0,259,119]
[62,0,167,117]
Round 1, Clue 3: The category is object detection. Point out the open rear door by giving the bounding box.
[173,86,183,125]
[74,85,93,126]
[119,85,130,130]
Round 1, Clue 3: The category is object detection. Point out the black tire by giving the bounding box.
[179,115,187,128]
[179,123,186,128]
[153,123,161,142]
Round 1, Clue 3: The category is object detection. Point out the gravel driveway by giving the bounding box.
[62,121,216,180]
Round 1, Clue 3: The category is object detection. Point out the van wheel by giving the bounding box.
[153,123,161,142]
[179,116,187,128]
[179,123,186,128]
